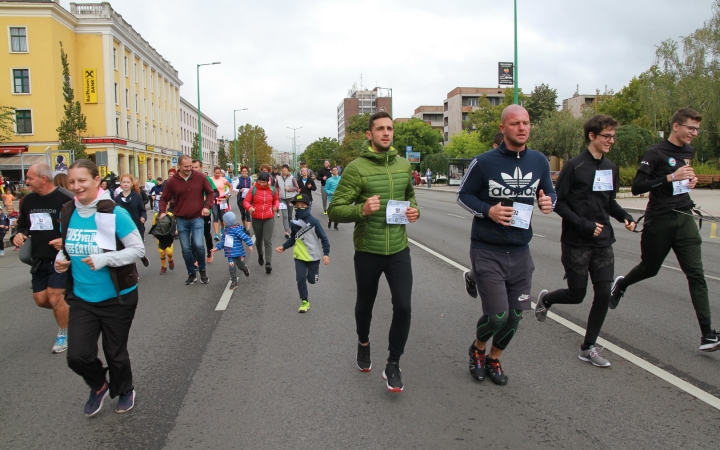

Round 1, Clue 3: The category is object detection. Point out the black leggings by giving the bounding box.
[203,215,212,257]
[354,248,413,362]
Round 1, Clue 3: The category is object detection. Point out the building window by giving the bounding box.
[125,89,129,108]
[113,47,117,70]
[12,69,30,93]
[135,93,138,111]
[124,56,128,76]
[15,109,32,134]
[127,120,130,138]
[114,83,118,104]
[10,27,28,52]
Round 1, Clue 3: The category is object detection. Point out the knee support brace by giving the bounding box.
[476,312,508,343]
[493,309,523,350]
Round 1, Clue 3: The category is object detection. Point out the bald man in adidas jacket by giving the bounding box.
[457,105,556,386]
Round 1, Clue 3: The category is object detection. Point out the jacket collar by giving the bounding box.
[496,142,528,158]
[584,148,605,163]
[361,145,398,163]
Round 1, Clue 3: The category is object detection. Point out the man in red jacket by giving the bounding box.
[159,155,215,285]
[243,172,279,274]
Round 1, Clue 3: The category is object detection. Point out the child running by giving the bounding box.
[212,211,254,290]
[150,210,176,274]
[275,194,330,313]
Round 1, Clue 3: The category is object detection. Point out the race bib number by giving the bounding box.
[673,179,691,195]
[279,202,287,210]
[220,200,229,210]
[386,200,410,224]
[29,213,53,231]
[224,235,234,248]
[510,203,533,229]
[241,188,249,198]
[593,170,613,191]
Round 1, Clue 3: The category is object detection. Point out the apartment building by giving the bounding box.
[412,106,444,133]
[180,96,218,173]
[562,94,597,118]
[337,84,392,143]
[0,0,182,180]
[443,87,505,143]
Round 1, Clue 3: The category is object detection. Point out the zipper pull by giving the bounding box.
[517,152,520,159]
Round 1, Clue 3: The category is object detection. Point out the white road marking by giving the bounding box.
[215,235,256,311]
[663,264,720,282]
[534,234,546,238]
[447,213,466,219]
[407,238,720,412]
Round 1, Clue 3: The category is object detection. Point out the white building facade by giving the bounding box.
[180,96,218,173]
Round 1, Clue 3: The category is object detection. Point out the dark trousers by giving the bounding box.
[623,211,710,322]
[544,244,614,347]
[354,247,413,362]
[229,256,248,281]
[295,259,320,300]
[66,290,138,398]
[0,232,5,250]
[203,215,213,257]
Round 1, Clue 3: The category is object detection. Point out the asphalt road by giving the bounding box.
[1,190,719,449]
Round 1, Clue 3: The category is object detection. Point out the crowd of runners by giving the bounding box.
[8,105,718,416]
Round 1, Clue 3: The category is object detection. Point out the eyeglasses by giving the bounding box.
[597,133,616,141]
[681,124,701,134]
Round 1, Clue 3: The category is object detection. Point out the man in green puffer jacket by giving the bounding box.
[328,111,419,393]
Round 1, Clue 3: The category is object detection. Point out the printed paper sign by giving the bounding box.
[673,179,691,196]
[386,200,410,225]
[510,203,533,229]
[593,170,613,191]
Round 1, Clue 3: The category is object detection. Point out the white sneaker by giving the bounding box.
[0,250,5,256]
[579,345,610,367]
[52,335,68,354]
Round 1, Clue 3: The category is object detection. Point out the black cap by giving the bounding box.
[257,172,270,182]
[290,193,308,204]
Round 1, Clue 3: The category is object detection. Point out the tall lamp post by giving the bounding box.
[251,127,258,175]
[513,0,519,104]
[287,126,302,170]
[196,61,221,167]
[233,108,248,173]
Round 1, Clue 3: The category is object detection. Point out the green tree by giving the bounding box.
[336,132,366,168]
[56,42,88,161]
[596,77,649,126]
[299,137,338,172]
[529,110,586,160]
[392,118,443,158]
[525,83,558,124]
[0,106,15,141]
[235,124,272,173]
[190,133,200,160]
[217,139,229,169]
[347,113,371,135]
[464,88,528,148]
[611,124,661,167]
[443,131,487,158]
[420,153,449,177]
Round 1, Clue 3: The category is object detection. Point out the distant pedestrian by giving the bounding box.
[159,155,215,285]
[276,164,300,239]
[425,168,432,188]
[324,166,341,230]
[233,166,253,232]
[211,211,253,290]
[276,194,330,313]
[115,174,150,267]
[317,160,333,215]
[297,167,317,204]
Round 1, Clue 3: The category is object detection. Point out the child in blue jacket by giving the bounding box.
[211,211,254,290]
[276,194,330,313]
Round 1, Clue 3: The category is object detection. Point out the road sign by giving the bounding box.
[499,62,514,85]
[406,151,420,164]
[172,157,178,165]
[406,146,412,152]
[138,154,146,164]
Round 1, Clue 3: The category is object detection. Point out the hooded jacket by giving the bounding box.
[457,143,556,252]
[327,146,417,255]
[215,224,254,258]
[281,207,330,261]
[243,184,279,220]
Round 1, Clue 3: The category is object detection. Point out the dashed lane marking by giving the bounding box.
[215,235,256,311]
[534,234,546,238]
[407,237,720,412]
[447,213,466,219]
[662,264,720,282]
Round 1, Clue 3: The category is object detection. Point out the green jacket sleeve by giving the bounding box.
[327,163,364,223]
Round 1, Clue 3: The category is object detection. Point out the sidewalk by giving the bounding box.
[421,185,720,217]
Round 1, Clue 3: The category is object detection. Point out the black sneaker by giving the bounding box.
[468,343,485,381]
[700,330,720,352]
[535,289,549,322]
[327,221,331,229]
[199,270,209,284]
[141,256,150,267]
[266,266,272,274]
[609,276,625,309]
[463,271,478,298]
[229,280,238,290]
[243,267,250,277]
[382,362,403,392]
[258,254,264,266]
[334,225,339,231]
[185,273,197,285]
[357,343,372,372]
[485,357,508,386]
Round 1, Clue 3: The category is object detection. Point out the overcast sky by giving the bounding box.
[95,0,716,153]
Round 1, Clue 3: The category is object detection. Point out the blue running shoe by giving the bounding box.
[52,335,68,354]
[84,382,109,417]
[116,390,136,414]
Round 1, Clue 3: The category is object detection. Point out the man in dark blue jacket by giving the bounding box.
[534,115,635,368]
[457,104,556,386]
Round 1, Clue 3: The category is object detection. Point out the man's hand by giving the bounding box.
[593,223,604,237]
[406,207,419,223]
[81,256,96,270]
[323,255,330,265]
[538,189,553,214]
[55,258,70,273]
[670,165,695,182]
[158,213,166,220]
[140,217,146,224]
[202,208,210,217]
[48,238,63,251]
[624,219,637,232]
[275,246,284,253]
[12,232,27,247]
[322,176,327,181]
[488,202,514,226]
[688,177,698,189]
[362,195,381,216]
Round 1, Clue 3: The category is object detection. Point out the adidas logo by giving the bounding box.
[488,167,539,198]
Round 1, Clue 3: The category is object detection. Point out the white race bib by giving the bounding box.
[220,200,229,210]
[593,170,613,191]
[279,202,287,210]
[29,212,53,231]
[510,203,533,229]
[241,188,249,198]
[386,200,410,225]
[673,179,691,195]
[224,234,234,248]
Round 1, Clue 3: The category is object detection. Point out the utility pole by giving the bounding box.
[287,126,302,171]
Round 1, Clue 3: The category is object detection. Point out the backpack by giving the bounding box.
[252,185,276,197]
[149,213,175,238]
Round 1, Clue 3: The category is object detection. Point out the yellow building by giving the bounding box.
[0,1,182,181]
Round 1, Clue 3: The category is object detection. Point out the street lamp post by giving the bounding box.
[251,128,257,175]
[196,62,221,167]
[513,0,519,104]
[233,108,248,173]
[287,126,302,171]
